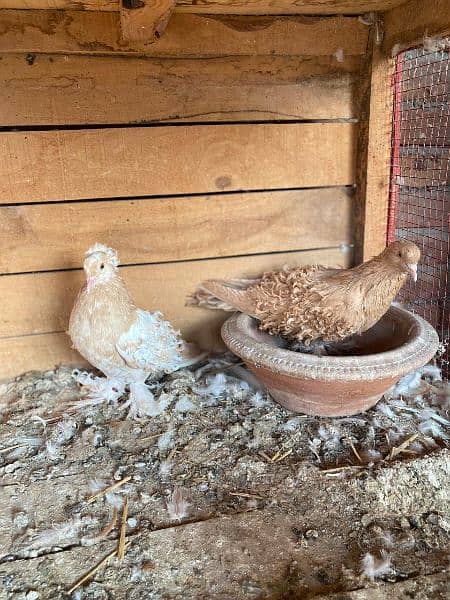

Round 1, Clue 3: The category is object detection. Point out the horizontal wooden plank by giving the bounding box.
[0,247,352,350]
[0,1,410,15]
[0,11,368,56]
[0,188,353,273]
[0,332,88,380]
[0,54,359,126]
[0,123,357,204]
[384,0,450,56]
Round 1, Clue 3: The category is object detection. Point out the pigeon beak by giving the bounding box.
[408,263,418,282]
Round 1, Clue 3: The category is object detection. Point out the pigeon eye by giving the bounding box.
[100,263,105,270]
[397,252,401,257]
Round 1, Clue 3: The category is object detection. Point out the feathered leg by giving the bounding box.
[123,382,171,419]
[72,370,125,405]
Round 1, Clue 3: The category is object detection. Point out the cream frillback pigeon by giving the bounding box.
[69,244,203,418]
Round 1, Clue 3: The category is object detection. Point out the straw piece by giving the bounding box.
[86,476,131,504]
[117,497,128,561]
[67,542,130,594]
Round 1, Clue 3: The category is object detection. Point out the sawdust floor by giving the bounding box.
[0,357,449,599]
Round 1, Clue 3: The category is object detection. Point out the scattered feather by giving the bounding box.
[391,43,402,57]
[159,459,171,476]
[55,419,77,443]
[124,383,171,419]
[361,551,392,581]
[418,419,448,440]
[308,438,321,460]
[358,12,375,26]
[359,448,383,464]
[280,417,303,432]
[88,478,106,495]
[92,431,103,447]
[174,396,197,413]
[166,488,189,521]
[228,365,265,392]
[420,364,442,382]
[30,415,48,428]
[249,392,268,408]
[28,516,96,550]
[45,441,61,461]
[376,402,397,421]
[197,373,228,398]
[5,436,42,460]
[334,48,344,62]
[418,408,450,426]
[105,492,124,509]
[377,530,394,549]
[157,429,173,452]
[318,425,341,451]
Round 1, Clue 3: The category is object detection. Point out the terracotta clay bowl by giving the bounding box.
[221,306,439,417]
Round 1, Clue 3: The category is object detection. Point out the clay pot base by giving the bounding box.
[221,307,440,417]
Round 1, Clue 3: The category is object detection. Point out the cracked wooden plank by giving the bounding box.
[0,11,368,56]
[120,0,176,43]
[0,1,410,15]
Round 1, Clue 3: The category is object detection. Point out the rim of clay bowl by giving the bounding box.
[221,306,439,382]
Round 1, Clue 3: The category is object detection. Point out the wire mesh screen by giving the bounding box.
[388,45,449,378]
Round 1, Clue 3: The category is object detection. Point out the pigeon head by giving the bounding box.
[84,244,119,289]
[383,240,420,282]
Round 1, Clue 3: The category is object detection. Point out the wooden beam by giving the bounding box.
[0,1,411,15]
[0,188,353,273]
[120,0,176,43]
[0,123,356,204]
[0,11,368,57]
[383,0,450,56]
[354,31,395,262]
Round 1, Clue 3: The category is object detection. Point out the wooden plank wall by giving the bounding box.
[0,10,366,378]
[0,1,410,15]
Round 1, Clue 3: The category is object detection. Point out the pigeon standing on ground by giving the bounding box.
[69,244,203,418]
[188,240,420,353]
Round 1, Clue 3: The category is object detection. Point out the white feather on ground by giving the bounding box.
[166,488,189,521]
[361,551,392,580]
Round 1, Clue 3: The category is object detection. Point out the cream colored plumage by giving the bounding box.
[69,244,200,418]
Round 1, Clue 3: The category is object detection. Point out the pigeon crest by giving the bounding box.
[85,243,120,268]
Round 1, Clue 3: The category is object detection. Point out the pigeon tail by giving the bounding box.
[188,279,258,316]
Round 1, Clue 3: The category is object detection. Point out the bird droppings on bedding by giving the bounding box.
[0,357,449,598]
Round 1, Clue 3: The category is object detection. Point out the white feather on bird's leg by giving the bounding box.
[72,370,125,405]
[122,382,171,420]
